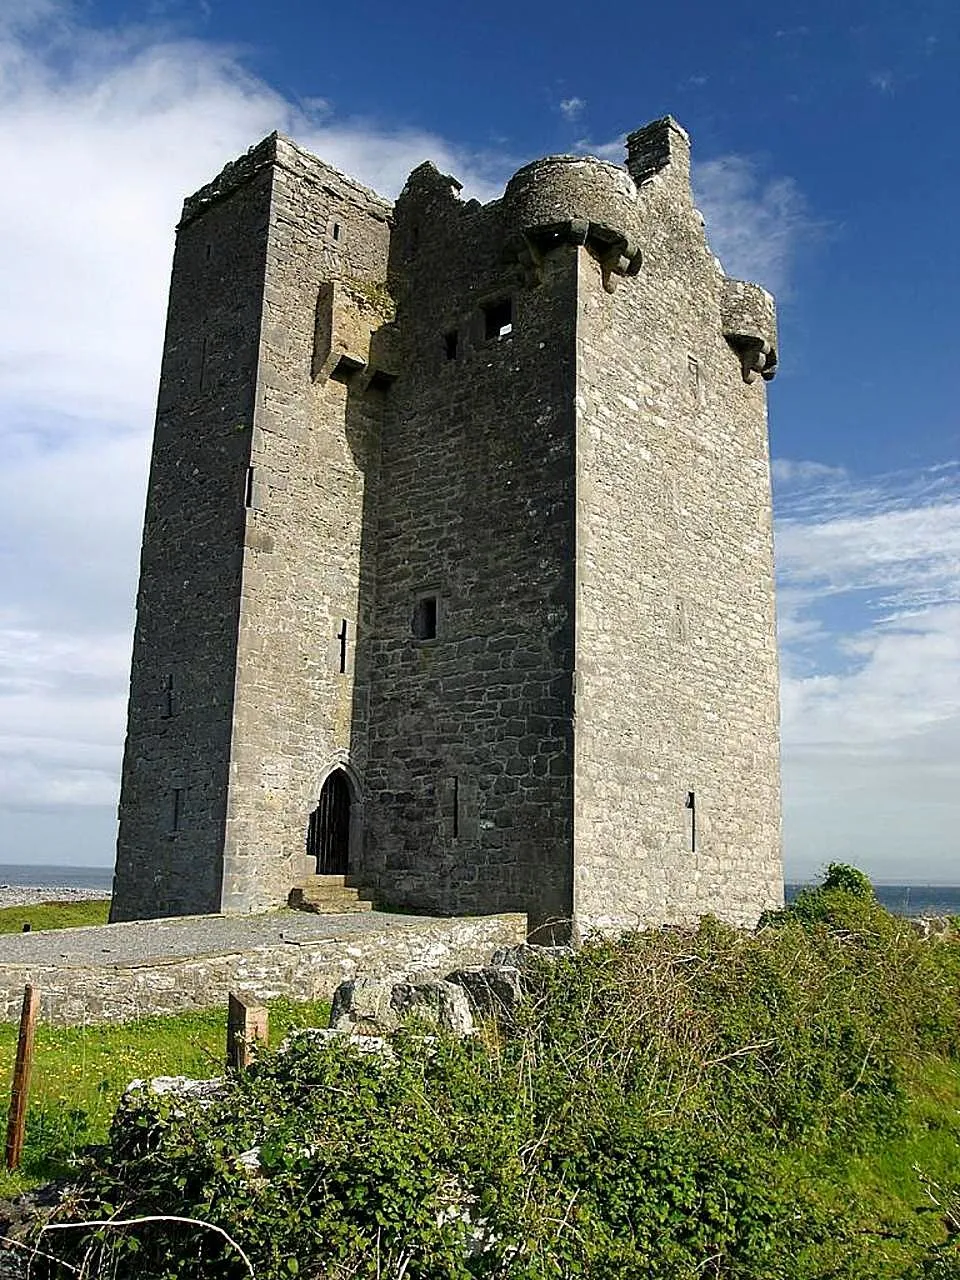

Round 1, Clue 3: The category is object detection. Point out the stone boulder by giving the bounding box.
[908,915,957,940]
[446,965,523,1021]
[279,1025,394,1057]
[390,980,475,1036]
[489,943,576,971]
[330,976,474,1036]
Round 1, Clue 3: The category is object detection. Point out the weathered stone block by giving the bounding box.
[330,976,474,1036]
[445,965,523,1020]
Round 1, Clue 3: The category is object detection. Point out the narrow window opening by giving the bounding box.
[337,619,349,673]
[198,333,208,392]
[332,221,341,241]
[452,775,460,839]
[687,353,704,403]
[162,673,175,719]
[244,466,255,509]
[411,595,438,641]
[444,330,458,360]
[205,243,212,260]
[483,298,513,340]
[685,790,696,853]
[674,597,688,642]
[171,788,183,833]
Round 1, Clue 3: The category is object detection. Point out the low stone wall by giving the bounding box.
[0,913,526,1026]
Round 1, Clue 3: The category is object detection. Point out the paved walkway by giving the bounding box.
[0,908,443,969]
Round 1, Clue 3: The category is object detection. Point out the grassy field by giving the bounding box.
[0,899,111,934]
[0,996,331,1196]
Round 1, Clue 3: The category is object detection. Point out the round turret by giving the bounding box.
[502,156,643,282]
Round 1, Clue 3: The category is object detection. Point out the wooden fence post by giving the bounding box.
[5,984,38,1171]
[226,992,268,1072]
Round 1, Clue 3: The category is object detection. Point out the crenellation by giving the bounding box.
[113,115,783,936]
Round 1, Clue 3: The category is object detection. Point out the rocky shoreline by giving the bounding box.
[0,885,110,910]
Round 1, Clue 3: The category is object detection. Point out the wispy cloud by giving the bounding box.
[0,3,510,864]
[559,96,586,122]
[573,133,815,296]
[693,154,819,296]
[775,460,960,879]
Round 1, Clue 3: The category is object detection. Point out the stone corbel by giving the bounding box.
[502,221,642,291]
[731,336,776,385]
[721,278,779,384]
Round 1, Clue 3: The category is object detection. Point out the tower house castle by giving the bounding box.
[111,116,783,935]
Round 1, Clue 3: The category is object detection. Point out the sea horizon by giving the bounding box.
[0,863,958,917]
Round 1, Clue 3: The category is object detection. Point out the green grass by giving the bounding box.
[0,996,330,1196]
[0,898,111,934]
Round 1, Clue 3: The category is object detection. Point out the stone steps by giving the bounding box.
[288,875,374,914]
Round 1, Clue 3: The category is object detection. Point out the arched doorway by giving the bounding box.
[307,769,352,875]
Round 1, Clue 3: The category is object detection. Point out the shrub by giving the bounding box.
[33,901,960,1279]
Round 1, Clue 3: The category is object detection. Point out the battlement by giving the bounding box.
[180,132,392,227]
[625,115,691,186]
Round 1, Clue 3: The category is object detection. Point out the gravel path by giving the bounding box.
[0,907,447,968]
[0,885,109,910]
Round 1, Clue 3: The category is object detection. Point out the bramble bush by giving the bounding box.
[34,867,960,1279]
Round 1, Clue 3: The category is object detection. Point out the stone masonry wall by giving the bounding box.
[361,173,577,931]
[572,121,782,930]
[0,913,525,1026]
[222,138,392,912]
[112,154,274,921]
[113,119,783,934]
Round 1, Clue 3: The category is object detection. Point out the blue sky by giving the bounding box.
[1,0,958,881]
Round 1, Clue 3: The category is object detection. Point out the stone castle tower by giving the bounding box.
[111,116,783,936]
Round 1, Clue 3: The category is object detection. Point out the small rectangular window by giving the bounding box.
[685,790,696,852]
[161,673,175,719]
[171,787,183,833]
[444,330,458,360]
[244,466,255,508]
[483,298,513,340]
[412,594,438,640]
[332,222,341,241]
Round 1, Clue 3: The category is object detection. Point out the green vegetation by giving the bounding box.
[0,998,330,1198]
[14,868,960,1278]
[0,898,111,934]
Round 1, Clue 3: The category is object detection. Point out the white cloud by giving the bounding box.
[0,4,509,865]
[559,96,586,122]
[575,135,814,295]
[693,154,818,296]
[775,461,960,880]
[772,458,847,486]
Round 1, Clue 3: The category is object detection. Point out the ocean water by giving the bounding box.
[0,866,956,916]
[786,883,960,918]
[0,863,114,891]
